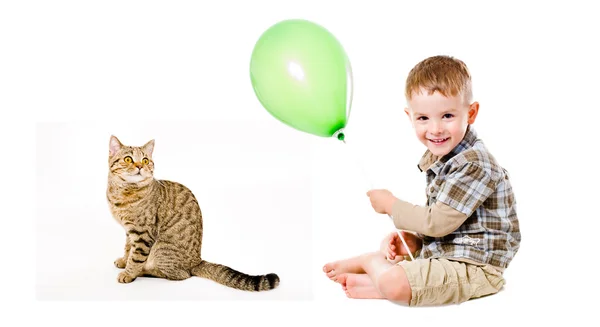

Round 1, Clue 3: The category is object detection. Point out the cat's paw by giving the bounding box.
[118,271,136,284]
[114,258,127,269]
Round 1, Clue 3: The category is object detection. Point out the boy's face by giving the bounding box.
[405,89,479,157]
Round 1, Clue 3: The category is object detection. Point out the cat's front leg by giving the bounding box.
[114,234,131,269]
[118,228,155,284]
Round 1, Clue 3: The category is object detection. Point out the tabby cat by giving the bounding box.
[106,135,279,291]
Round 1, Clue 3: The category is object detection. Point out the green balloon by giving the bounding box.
[250,19,352,139]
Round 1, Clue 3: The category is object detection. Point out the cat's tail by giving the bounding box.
[191,260,279,291]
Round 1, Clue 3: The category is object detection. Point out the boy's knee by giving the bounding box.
[377,267,412,303]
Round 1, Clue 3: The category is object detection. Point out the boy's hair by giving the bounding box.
[405,55,473,104]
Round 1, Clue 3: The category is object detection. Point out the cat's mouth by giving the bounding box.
[124,173,146,183]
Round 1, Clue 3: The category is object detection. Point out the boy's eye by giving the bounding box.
[124,156,133,163]
[142,158,149,165]
[417,116,428,121]
[443,114,454,119]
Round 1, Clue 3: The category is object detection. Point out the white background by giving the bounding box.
[2,0,599,325]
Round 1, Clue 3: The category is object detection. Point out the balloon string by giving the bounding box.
[340,138,415,261]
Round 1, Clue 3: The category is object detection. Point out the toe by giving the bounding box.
[326,269,336,278]
[336,274,347,286]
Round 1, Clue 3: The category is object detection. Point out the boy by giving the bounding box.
[323,55,521,306]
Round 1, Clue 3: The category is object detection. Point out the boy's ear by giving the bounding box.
[467,102,479,124]
[404,108,414,126]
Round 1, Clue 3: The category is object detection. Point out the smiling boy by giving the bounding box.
[323,55,521,306]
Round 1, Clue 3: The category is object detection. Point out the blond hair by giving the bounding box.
[405,55,472,104]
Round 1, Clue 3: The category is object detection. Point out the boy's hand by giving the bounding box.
[381,231,422,260]
[380,232,400,260]
[366,189,398,215]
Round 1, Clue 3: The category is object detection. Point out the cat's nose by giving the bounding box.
[135,162,143,169]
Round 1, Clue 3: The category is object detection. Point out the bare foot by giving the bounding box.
[336,273,372,288]
[323,256,366,281]
[337,273,384,299]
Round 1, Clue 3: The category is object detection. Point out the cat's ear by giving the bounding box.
[109,135,123,157]
[142,139,155,157]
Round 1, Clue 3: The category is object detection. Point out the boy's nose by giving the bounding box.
[430,122,443,134]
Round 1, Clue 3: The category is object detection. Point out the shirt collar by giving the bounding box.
[417,125,479,173]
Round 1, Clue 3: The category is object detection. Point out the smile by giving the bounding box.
[428,137,449,145]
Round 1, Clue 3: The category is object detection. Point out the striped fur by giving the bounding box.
[106,135,279,291]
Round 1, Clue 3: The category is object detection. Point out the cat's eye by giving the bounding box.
[124,156,133,163]
[142,158,149,165]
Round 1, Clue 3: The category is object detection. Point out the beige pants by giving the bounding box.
[398,258,505,306]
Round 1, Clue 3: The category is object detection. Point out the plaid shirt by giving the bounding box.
[416,126,521,270]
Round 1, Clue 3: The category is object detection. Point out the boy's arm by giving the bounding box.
[390,200,468,237]
[390,161,497,237]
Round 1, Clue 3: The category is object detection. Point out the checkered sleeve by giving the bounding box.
[436,162,496,217]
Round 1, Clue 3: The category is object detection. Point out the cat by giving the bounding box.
[106,135,279,291]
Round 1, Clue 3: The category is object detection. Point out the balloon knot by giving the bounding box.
[337,133,345,141]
